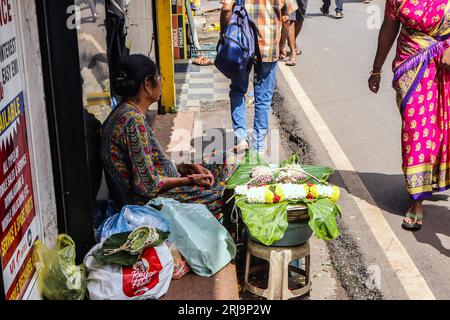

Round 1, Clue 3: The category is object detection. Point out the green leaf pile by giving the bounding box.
[93,230,169,266]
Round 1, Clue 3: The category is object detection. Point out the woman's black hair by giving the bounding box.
[112,54,160,98]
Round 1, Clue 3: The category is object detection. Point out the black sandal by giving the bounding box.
[402,212,423,231]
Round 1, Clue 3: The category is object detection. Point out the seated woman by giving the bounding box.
[101,54,238,221]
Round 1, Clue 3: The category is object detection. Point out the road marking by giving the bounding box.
[279,63,436,300]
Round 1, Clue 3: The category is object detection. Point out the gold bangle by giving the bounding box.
[370,71,382,76]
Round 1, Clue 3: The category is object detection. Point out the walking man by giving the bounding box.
[220,0,298,154]
[321,0,344,19]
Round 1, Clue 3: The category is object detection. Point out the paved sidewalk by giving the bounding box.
[152,0,347,300]
[153,64,347,300]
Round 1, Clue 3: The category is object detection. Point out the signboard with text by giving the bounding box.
[0,0,40,300]
[172,0,187,60]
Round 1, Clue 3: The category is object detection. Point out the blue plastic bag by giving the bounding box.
[147,198,236,277]
[97,205,170,243]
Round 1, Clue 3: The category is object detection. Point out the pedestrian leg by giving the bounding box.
[230,71,251,145]
[252,62,278,152]
[280,19,290,61]
[286,22,297,66]
[321,0,331,15]
[294,0,308,55]
[335,0,344,13]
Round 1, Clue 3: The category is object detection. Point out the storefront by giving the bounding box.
[0,0,161,300]
[0,0,58,300]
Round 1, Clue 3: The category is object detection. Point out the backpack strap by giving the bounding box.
[246,14,263,80]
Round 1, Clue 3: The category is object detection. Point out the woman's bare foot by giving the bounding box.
[286,54,297,66]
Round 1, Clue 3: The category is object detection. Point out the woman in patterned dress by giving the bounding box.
[101,55,238,221]
[369,0,450,230]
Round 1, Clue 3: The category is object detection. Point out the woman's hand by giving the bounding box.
[441,47,450,72]
[368,73,382,94]
[194,165,215,186]
[188,174,214,188]
[178,164,215,186]
[369,17,400,94]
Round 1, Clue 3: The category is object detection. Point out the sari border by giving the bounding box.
[403,162,450,174]
[399,60,428,114]
[410,191,433,200]
[410,186,450,200]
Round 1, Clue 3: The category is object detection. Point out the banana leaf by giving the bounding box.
[226,151,269,189]
[236,197,289,246]
[236,197,341,244]
[307,198,341,241]
[280,153,302,166]
[300,165,335,184]
[93,230,169,266]
[279,153,335,184]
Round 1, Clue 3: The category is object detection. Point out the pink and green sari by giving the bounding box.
[387,0,450,200]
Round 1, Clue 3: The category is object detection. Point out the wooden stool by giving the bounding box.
[244,239,311,300]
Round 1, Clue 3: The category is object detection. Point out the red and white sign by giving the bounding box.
[0,0,39,300]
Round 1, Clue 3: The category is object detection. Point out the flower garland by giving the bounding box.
[235,183,340,204]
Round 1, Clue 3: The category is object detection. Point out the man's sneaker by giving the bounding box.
[336,12,344,19]
[232,139,249,154]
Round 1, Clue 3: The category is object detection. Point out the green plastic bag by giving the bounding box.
[34,234,87,300]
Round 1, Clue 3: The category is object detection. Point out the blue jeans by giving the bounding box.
[229,62,278,152]
[323,0,343,13]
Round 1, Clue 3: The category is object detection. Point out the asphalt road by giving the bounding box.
[278,0,450,299]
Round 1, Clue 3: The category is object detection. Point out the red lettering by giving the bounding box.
[0,0,12,27]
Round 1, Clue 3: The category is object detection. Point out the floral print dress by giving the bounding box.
[101,103,238,220]
[386,0,450,200]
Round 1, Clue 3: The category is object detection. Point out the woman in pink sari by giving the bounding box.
[370,0,450,230]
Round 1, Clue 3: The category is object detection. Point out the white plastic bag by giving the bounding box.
[84,242,174,300]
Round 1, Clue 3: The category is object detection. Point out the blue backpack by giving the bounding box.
[215,1,260,79]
